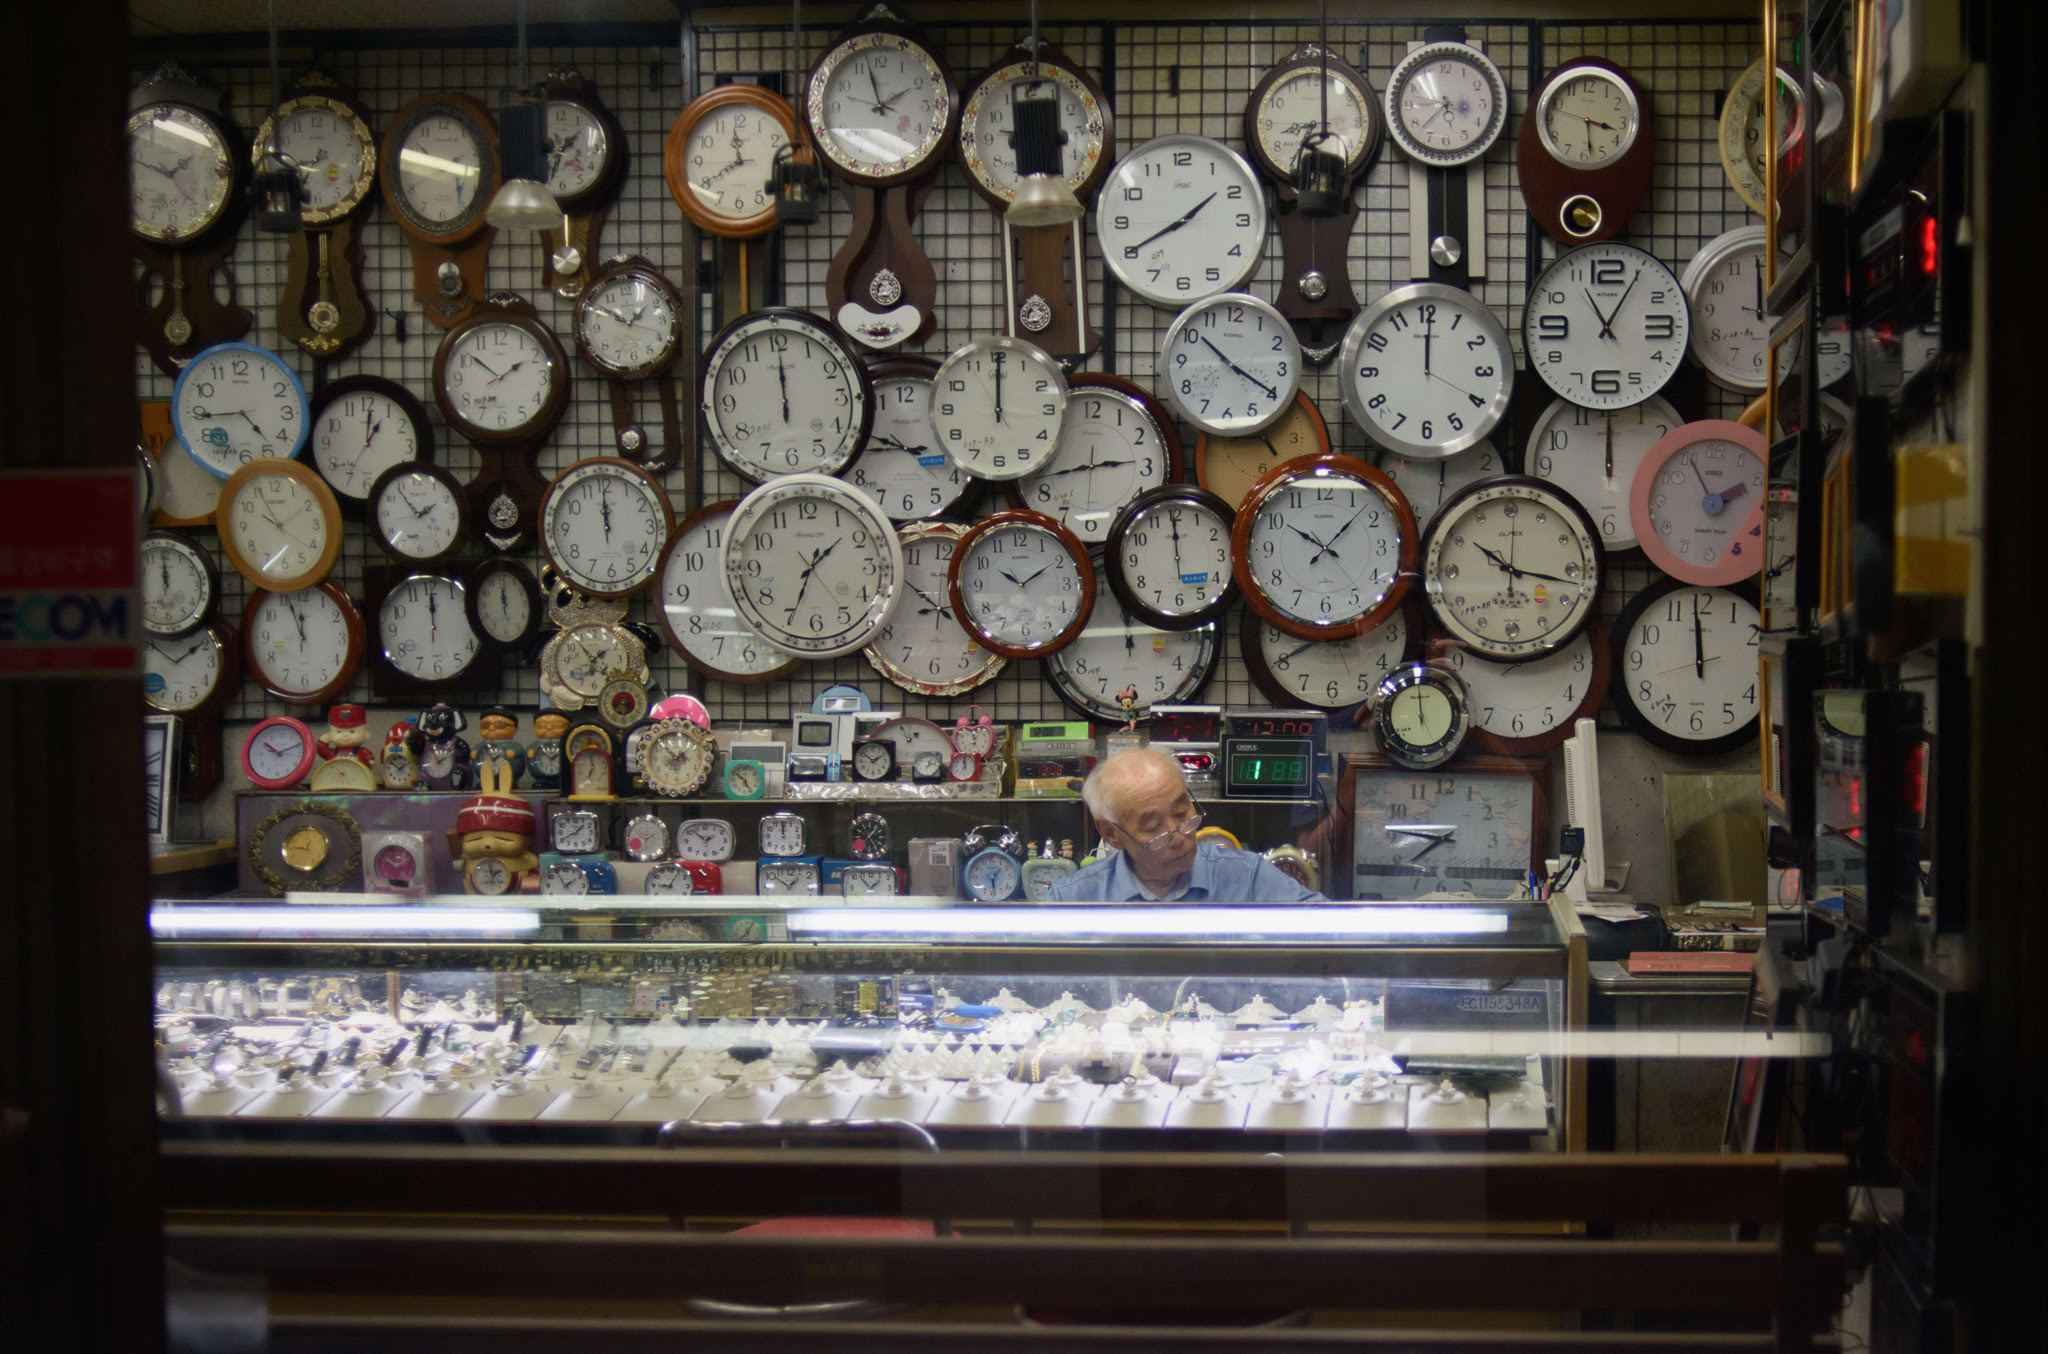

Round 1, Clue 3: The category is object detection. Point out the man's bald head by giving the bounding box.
[1081,746,1188,824]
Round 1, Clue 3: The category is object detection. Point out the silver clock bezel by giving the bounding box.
[1533,64,1642,169]
[1096,134,1267,308]
[757,810,808,859]
[1678,224,1776,392]
[1156,293,1303,438]
[1369,662,1473,770]
[928,336,1071,483]
[1339,283,1513,459]
[622,812,670,863]
[1383,40,1510,168]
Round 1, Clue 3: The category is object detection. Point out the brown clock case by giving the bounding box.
[1516,57,1655,245]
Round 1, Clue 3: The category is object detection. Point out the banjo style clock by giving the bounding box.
[803,4,959,350]
[1516,57,1655,245]
[129,64,252,376]
[252,70,380,359]
[536,67,628,299]
[431,294,573,553]
[379,91,502,329]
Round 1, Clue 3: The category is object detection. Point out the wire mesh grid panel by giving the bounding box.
[137,13,1763,753]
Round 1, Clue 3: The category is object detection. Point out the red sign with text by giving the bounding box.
[0,469,139,677]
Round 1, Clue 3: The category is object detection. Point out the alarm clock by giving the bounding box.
[541,859,618,896]
[841,862,902,898]
[723,757,768,800]
[1020,851,1078,901]
[851,738,898,783]
[787,753,835,782]
[1150,705,1222,743]
[362,831,433,898]
[963,846,1022,902]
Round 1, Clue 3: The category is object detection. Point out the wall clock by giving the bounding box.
[538,457,674,600]
[254,71,380,358]
[666,82,794,240]
[947,509,1095,659]
[722,473,905,659]
[241,715,317,791]
[431,294,571,553]
[842,356,979,523]
[144,616,239,804]
[464,556,543,657]
[1680,225,1779,391]
[213,458,342,593]
[1241,602,1416,713]
[1609,577,1762,756]
[365,567,483,697]
[573,255,686,470]
[701,307,873,482]
[1231,453,1417,642]
[1628,419,1768,585]
[537,587,648,713]
[1717,59,1792,218]
[804,5,958,348]
[1096,134,1265,308]
[1337,283,1512,458]
[129,64,251,375]
[958,41,1114,361]
[1522,241,1689,409]
[1441,629,1609,756]
[306,376,432,505]
[379,91,501,327]
[1516,58,1654,244]
[1367,662,1472,771]
[1524,394,1680,551]
[1374,442,1507,530]
[1008,372,1180,544]
[656,501,799,684]
[1421,476,1604,663]
[862,520,1006,698]
[1044,556,1219,724]
[367,462,468,567]
[1344,752,1544,900]
[172,342,309,478]
[1159,293,1303,438]
[1383,38,1508,168]
[1245,43,1383,358]
[241,580,366,707]
[1103,485,1237,631]
[1194,389,1330,511]
[537,67,628,298]
[141,530,218,640]
[929,335,1070,482]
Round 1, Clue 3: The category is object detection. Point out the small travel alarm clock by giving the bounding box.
[963,846,1022,902]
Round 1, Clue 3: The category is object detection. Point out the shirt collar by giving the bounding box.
[1107,840,1214,901]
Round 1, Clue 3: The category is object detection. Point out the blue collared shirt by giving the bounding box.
[1044,840,1327,903]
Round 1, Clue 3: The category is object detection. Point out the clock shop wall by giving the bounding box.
[137,18,1770,909]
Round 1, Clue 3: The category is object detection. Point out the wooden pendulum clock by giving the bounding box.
[253,71,380,360]
[802,4,958,350]
[666,79,800,313]
[379,92,503,328]
[536,67,628,299]
[128,64,252,376]
[958,39,1114,365]
[431,295,573,553]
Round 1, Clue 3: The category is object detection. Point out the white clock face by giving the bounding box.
[725,761,763,797]
[1718,60,1790,214]
[1044,576,1217,723]
[1247,612,1409,711]
[759,814,807,857]
[723,477,903,658]
[1160,296,1301,437]
[542,461,669,597]
[644,729,711,795]
[1387,45,1507,165]
[1352,771,1532,898]
[1617,586,1761,746]
[1375,444,1505,528]
[373,470,462,562]
[1682,227,1777,390]
[1255,69,1371,171]
[644,863,696,895]
[225,472,331,586]
[1524,241,1689,409]
[247,587,356,698]
[676,819,735,862]
[378,575,477,683]
[853,741,896,779]
[1097,135,1265,307]
[679,101,787,224]
[1814,322,1852,388]
[1635,431,1768,582]
[1424,481,1603,661]
[961,64,1104,197]
[145,632,223,712]
[659,506,794,680]
[1536,66,1639,169]
[469,857,512,894]
[542,864,591,896]
[274,103,372,217]
[129,104,233,241]
[142,536,213,636]
[1763,491,1798,624]
[553,812,599,854]
[1340,285,1512,457]
[1111,496,1233,623]
[622,814,669,861]
[929,338,1068,481]
[955,522,1090,652]
[544,100,609,197]
[391,105,490,230]
[472,567,533,645]
[175,346,308,476]
[1016,385,1173,542]
[310,386,420,500]
[442,323,556,436]
[246,723,309,784]
[844,867,899,897]
[842,367,973,522]
[1525,395,1680,550]
[578,271,679,376]
[761,863,819,896]
[810,36,952,179]
[1443,633,1600,746]
[555,623,628,697]
[1243,471,1408,632]
[703,312,868,481]
[863,524,1005,697]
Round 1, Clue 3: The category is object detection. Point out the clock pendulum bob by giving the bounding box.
[827,175,941,349]
[259,73,383,360]
[536,69,628,300]
[468,447,551,555]
[1515,57,1655,247]
[277,218,372,358]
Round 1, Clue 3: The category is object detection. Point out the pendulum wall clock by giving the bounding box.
[537,67,628,299]
[253,71,380,359]
[1382,27,1508,290]
[573,255,688,473]
[958,39,1113,364]
[803,4,958,350]
[432,293,573,552]
[1516,57,1654,244]
[666,80,798,313]
[129,64,252,376]
[380,92,502,328]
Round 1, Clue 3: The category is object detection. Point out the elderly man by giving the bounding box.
[1047,747,1326,903]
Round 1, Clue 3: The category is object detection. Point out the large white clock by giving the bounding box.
[1338,284,1512,458]
[1096,134,1265,308]
[1523,241,1689,409]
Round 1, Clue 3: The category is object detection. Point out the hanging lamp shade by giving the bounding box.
[1292,132,1349,218]
[487,96,562,231]
[1005,81,1082,228]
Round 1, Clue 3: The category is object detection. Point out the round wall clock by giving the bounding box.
[146,618,239,716]
[1375,442,1507,529]
[1008,373,1180,544]
[958,50,1112,206]
[842,356,979,523]
[1442,628,1609,755]
[1421,476,1605,663]
[1159,293,1302,438]
[141,531,218,639]
[431,299,572,445]
[701,308,873,482]
[373,572,481,689]
[1523,241,1690,410]
[129,100,237,244]
[1044,558,1219,724]
[1680,225,1779,391]
[722,473,905,659]
[241,715,317,790]
[1516,57,1653,243]
[1194,389,1330,511]
[1240,603,1415,713]
[172,342,309,477]
[379,92,499,241]
[539,457,674,599]
[948,510,1095,660]
[1096,134,1266,308]
[862,520,1006,698]
[1628,419,1768,585]
[542,77,625,214]
[1337,283,1512,458]
[464,556,543,654]
[1368,663,1472,771]
[241,580,366,706]
[929,335,1069,482]
[1104,485,1237,630]
[666,83,795,238]
[1610,577,1762,756]
[213,458,342,593]
[1524,395,1680,551]
[306,376,432,504]
[656,501,800,685]
[367,462,468,567]
[804,25,956,186]
[1245,44,1381,182]
[1383,39,1509,167]
[1231,454,1417,642]
[257,88,377,225]
[573,255,687,467]
[1717,59,1792,218]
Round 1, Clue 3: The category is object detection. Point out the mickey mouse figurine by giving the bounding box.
[416,703,475,791]
[1116,685,1141,732]
[526,710,570,790]
[451,759,538,895]
[316,703,375,767]
[474,705,527,787]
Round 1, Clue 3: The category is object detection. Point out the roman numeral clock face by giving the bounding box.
[1523,241,1689,410]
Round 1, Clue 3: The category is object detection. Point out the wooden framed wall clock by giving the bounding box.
[1043,556,1219,724]
[1230,453,1418,643]
[1609,577,1762,756]
[1516,58,1654,244]
[145,616,239,803]
[379,92,501,328]
[253,71,379,358]
[1194,389,1330,511]
[1241,598,1419,713]
[947,509,1095,660]
[431,293,572,552]
[214,458,343,592]
[667,82,794,241]
[129,64,251,376]
[464,556,544,658]
[306,376,433,506]
[573,256,686,471]
[241,579,366,706]
[1244,42,1383,360]
[538,67,628,298]
[958,40,1113,362]
[804,5,958,349]
[1441,628,1609,755]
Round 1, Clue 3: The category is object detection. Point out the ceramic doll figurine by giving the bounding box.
[526,710,570,790]
[474,706,527,787]
[316,703,375,767]
[380,721,423,790]
[417,704,475,791]
[452,760,538,896]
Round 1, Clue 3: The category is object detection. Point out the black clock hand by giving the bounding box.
[1168,509,1184,572]
[1120,603,1136,653]
[992,350,1004,424]
[428,588,439,643]
[1752,254,1765,320]
[998,570,1027,588]
[1603,269,1641,340]
[288,597,307,651]
[1584,289,1616,341]
[1692,595,1706,681]
[600,483,613,541]
[1199,336,1279,400]
[1130,192,1216,250]
[1422,304,1434,375]
[1604,416,1614,481]
[775,353,790,424]
[867,64,887,114]
[1040,457,1134,479]
[466,355,505,380]
[159,556,170,594]
[790,538,842,614]
[1409,833,1453,861]
[1013,564,1051,589]
[1319,500,1376,555]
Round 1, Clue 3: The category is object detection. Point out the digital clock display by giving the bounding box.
[1231,754,1307,785]
[1230,716,1321,739]
[1221,735,1318,799]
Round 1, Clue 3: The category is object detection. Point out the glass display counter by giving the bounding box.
[153,895,1586,1147]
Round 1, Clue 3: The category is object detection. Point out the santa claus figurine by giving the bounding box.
[316,703,376,766]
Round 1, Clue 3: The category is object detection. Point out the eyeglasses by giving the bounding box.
[1109,808,1203,854]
